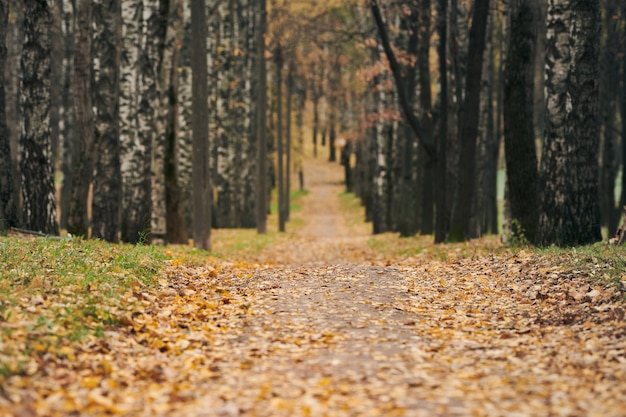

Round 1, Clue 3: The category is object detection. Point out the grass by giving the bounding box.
[534,242,626,289]
[2,207,625,381]
[0,224,303,378]
[168,189,311,263]
[0,236,168,377]
[269,189,310,214]
[338,191,370,233]
[0,236,165,291]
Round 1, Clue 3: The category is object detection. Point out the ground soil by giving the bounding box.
[4,155,626,417]
[166,155,625,416]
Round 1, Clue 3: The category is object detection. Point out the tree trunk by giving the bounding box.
[434,0,448,243]
[276,45,286,232]
[449,0,490,241]
[503,0,539,244]
[49,0,63,166]
[164,0,187,244]
[286,61,293,221]
[445,0,461,242]
[0,0,17,232]
[151,0,176,241]
[296,77,305,192]
[178,65,193,236]
[240,0,257,228]
[370,0,435,158]
[599,0,620,237]
[130,0,158,243]
[537,0,601,246]
[92,0,122,242]
[488,5,505,236]
[373,50,389,234]
[5,0,22,227]
[117,0,154,244]
[622,3,626,213]
[320,46,328,148]
[66,0,95,238]
[482,41,499,236]
[533,0,547,144]
[215,1,235,228]
[474,8,498,237]
[311,64,319,158]
[190,0,211,250]
[120,0,142,243]
[398,3,419,238]
[328,58,340,163]
[142,0,164,241]
[418,0,434,235]
[255,0,268,234]
[59,0,76,230]
[20,0,59,235]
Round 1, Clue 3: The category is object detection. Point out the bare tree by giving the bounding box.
[449,0,491,241]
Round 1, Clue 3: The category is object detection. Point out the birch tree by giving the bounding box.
[120,0,152,243]
[92,0,122,242]
[59,0,76,229]
[537,0,602,246]
[5,1,22,219]
[20,0,58,235]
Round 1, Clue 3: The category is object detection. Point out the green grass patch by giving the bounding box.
[209,229,282,260]
[365,233,507,261]
[534,243,626,288]
[269,189,310,215]
[0,236,168,379]
[338,191,369,230]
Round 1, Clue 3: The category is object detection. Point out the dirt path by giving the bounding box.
[5,156,626,417]
[256,156,372,266]
[31,253,622,417]
[296,157,355,241]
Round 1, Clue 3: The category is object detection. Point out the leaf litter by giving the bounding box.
[1,158,626,416]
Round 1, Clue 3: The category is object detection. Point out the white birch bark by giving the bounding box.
[120,0,146,243]
[177,64,192,234]
[373,50,388,234]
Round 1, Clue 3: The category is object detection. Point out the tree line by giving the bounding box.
[345,0,622,247]
[0,0,624,248]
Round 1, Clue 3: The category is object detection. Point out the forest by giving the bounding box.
[0,0,624,249]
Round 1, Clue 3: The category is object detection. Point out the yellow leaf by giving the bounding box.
[58,346,75,361]
[82,376,101,389]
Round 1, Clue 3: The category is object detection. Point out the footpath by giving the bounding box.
[5,156,626,416]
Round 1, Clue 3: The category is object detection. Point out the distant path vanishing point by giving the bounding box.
[262,155,372,266]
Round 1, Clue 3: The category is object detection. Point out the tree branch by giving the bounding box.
[369,0,436,159]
